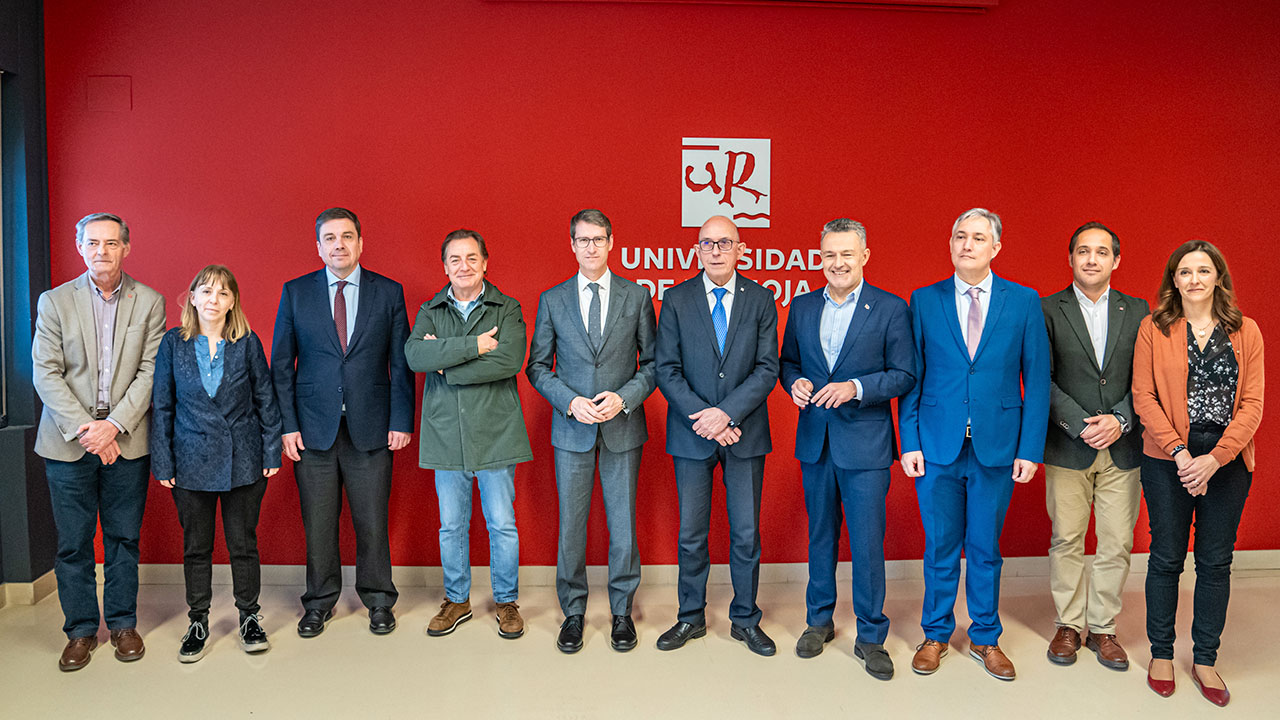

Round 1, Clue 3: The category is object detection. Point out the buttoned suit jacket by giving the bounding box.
[656,272,779,460]
[779,283,916,470]
[271,267,414,453]
[1041,286,1149,471]
[32,272,166,461]
[526,274,657,454]
[898,274,1051,467]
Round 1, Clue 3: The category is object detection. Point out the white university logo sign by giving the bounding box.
[681,137,771,228]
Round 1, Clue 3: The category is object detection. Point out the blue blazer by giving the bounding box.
[898,274,1050,467]
[150,329,283,492]
[656,272,779,460]
[779,284,916,470]
[271,268,415,452]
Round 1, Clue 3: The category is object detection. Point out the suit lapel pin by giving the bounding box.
[864,303,870,310]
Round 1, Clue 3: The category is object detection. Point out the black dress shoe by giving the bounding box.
[731,624,777,657]
[795,625,835,658]
[369,606,396,635]
[855,641,895,680]
[297,609,333,638]
[656,621,706,651]
[557,615,585,653]
[611,615,637,652]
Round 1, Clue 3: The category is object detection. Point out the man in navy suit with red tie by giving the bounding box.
[779,218,915,679]
[272,207,415,638]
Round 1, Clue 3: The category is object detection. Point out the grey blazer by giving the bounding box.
[32,272,167,461]
[526,273,657,454]
[1041,285,1149,471]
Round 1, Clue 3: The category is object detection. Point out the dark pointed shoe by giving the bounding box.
[557,614,585,653]
[611,615,637,652]
[795,625,834,658]
[369,606,396,635]
[656,621,706,651]
[297,608,333,638]
[855,641,895,680]
[730,624,776,657]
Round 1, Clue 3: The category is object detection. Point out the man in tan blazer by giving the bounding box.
[32,212,165,671]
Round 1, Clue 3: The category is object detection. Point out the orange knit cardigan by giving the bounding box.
[1132,315,1264,471]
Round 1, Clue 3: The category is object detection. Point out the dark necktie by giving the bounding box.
[335,280,349,353]
[587,282,602,350]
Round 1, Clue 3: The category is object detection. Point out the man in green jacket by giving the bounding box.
[404,229,533,640]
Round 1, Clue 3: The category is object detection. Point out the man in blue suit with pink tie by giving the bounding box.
[898,208,1050,681]
[780,218,915,679]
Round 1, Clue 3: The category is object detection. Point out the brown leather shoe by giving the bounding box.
[1047,626,1081,665]
[58,635,99,671]
[426,598,473,636]
[495,602,524,639]
[970,643,1016,681]
[110,628,145,662]
[1085,632,1129,671]
[911,639,949,675]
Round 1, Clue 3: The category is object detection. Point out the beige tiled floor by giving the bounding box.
[2,568,1277,718]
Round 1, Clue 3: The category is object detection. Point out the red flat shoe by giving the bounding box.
[1191,666,1230,707]
[1147,659,1175,697]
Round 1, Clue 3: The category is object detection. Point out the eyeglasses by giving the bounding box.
[698,238,737,252]
[572,235,610,248]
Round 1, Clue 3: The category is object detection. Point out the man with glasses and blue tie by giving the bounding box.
[654,215,780,657]
[527,209,658,654]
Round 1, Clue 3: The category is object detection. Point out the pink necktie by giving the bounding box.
[966,286,983,359]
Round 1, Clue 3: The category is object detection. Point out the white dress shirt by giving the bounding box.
[703,271,737,323]
[577,269,612,334]
[954,272,994,348]
[1073,284,1109,368]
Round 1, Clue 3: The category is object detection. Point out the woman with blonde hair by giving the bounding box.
[151,265,283,662]
[1132,240,1263,706]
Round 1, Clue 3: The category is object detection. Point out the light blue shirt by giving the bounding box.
[326,264,361,341]
[953,271,994,347]
[797,282,864,401]
[448,282,486,322]
[195,335,226,398]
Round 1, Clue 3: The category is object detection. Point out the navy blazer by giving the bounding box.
[271,267,415,452]
[898,274,1051,467]
[779,283,916,470]
[656,272,779,460]
[151,329,283,492]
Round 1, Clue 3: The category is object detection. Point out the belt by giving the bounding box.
[93,407,110,420]
[965,423,972,438]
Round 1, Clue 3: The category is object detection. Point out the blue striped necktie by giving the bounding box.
[712,287,728,354]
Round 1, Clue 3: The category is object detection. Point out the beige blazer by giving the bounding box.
[32,272,166,461]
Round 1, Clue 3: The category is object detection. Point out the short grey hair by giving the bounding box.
[951,208,1001,244]
[820,218,867,246]
[76,212,130,245]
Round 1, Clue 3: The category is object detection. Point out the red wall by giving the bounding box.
[42,0,1280,567]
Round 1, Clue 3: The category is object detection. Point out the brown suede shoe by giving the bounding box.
[58,635,99,671]
[426,598,473,637]
[1047,626,1081,665]
[911,639,949,675]
[495,602,524,639]
[970,643,1016,681]
[1085,632,1129,671]
[109,628,145,662]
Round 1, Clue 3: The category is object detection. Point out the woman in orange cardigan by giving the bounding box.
[1132,240,1263,707]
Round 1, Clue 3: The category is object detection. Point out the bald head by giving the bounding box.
[696,215,744,286]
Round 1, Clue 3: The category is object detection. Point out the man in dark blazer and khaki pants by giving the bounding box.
[272,207,415,638]
[655,215,780,657]
[1042,222,1149,670]
[527,209,657,654]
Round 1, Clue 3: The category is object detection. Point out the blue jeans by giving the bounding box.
[45,454,150,638]
[435,466,519,603]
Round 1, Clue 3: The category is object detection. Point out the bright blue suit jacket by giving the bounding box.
[898,274,1050,467]
[271,267,415,452]
[779,283,916,470]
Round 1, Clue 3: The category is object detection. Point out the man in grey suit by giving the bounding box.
[32,212,166,671]
[1042,221,1149,670]
[527,208,657,654]
[654,215,780,657]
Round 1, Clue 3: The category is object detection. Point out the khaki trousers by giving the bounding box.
[1044,449,1141,634]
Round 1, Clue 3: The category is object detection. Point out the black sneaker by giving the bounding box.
[240,614,270,653]
[179,619,209,663]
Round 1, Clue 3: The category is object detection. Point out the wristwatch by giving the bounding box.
[1112,411,1131,434]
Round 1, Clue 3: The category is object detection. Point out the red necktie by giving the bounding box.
[334,280,348,353]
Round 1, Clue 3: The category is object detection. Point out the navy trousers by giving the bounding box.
[915,439,1014,645]
[801,442,891,643]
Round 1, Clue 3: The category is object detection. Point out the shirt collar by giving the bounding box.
[448,281,487,305]
[577,269,612,294]
[1072,283,1110,309]
[703,271,737,296]
[823,280,863,309]
[954,271,994,297]
[89,274,124,300]
[326,264,362,287]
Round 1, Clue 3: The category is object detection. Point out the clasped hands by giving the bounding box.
[1080,413,1122,449]
[789,378,856,410]
[1174,449,1220,496]
[569,392,625,424]
[77,419,121,464]
[689,406,740,446]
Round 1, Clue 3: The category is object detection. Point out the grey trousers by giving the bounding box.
[554,439,643,617]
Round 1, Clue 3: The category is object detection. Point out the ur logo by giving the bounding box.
[682,137,770,228]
